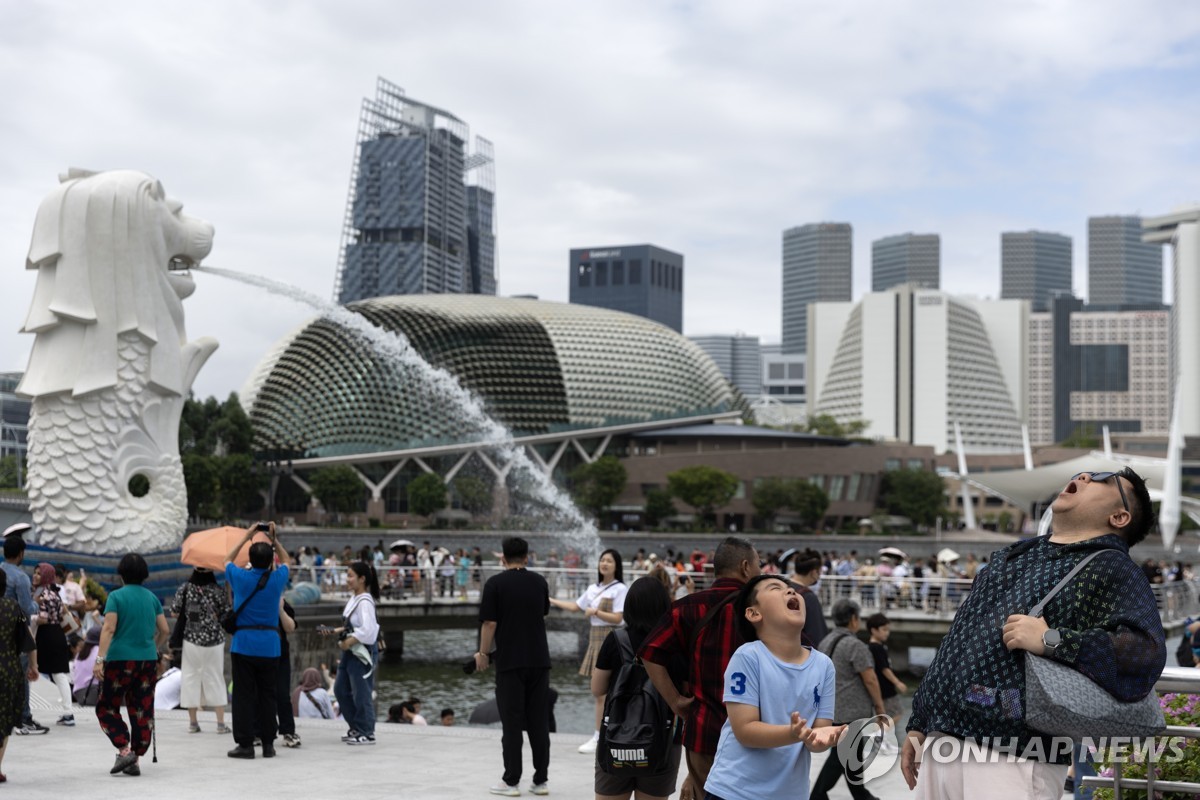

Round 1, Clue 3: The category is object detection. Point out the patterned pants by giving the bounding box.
[96,660,157,755]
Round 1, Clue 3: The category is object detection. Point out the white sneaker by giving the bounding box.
[489,783,520,797]
[529,783,549,796]
[577,735,598,754]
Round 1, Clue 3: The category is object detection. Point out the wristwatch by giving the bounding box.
[1041,629,1062,657]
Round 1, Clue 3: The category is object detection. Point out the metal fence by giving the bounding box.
[1080,665,1200,799]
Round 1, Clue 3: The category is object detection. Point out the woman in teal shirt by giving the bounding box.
[92,553,169,777]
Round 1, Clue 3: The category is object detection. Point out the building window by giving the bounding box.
[885,459,901,471]
[906,458,924,470]
[578,264,590,287]
[596,262,608,286]
[828,475,845,501]
[612,260,625,285]
[787,363,804,380]
[629,260,642,284]
[846,473,861,502]
[768,364,785,380]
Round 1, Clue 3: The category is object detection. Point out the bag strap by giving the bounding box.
[685,589,739,658]
[613,627,635,665]
[304,689,330,719]
[1028,550,1109,618]
[230,569,272,620]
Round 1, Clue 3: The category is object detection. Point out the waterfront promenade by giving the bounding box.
[16,681,910,798]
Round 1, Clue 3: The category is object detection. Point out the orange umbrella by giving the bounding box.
[181,526,271,572]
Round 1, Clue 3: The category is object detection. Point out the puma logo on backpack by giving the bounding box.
[598,629,674,776]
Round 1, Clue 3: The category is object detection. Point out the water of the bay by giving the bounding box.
[375,629,918,735]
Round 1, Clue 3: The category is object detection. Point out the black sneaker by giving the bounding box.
[21,721,49,735]
[122,762,141,777]
[340,729,359,743]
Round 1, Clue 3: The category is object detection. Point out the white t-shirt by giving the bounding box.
[155,667,183,710]
[575,580,628,627]
[342,593,379,646]
[297,687,335,719]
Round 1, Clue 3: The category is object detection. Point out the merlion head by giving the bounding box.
[18,168,214,399]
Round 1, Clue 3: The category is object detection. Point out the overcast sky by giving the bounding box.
[2,0,1199,400]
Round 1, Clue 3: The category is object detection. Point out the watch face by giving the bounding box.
[1044,629,1062,648]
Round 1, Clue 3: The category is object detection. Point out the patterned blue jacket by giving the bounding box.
[907,533,1166,759]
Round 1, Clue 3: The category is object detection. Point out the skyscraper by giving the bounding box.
[781,223,852,354]
[569,244,683,332]
[1088,215,1163,306]
[872,233,940,292]
[1000,231,1072,312]
[334,77,496,304]
[689,335,762,398]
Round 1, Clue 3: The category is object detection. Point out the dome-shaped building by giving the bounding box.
[241,295,746,459]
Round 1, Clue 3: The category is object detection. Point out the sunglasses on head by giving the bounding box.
[1070,469,1134,514]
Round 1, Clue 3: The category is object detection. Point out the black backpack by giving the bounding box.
[598,629,674,776]
[1176,628,1197,667]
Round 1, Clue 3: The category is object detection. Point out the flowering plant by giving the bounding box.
[1092,692,1200,799]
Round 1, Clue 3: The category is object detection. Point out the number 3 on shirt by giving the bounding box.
[729,672,747,696]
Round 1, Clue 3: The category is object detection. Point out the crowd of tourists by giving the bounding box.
[0,466,1186,799]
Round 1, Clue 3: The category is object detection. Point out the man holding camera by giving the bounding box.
[225,522,289,760]
[474,537,551,797]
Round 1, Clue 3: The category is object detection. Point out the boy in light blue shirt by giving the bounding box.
[704,575,842,800]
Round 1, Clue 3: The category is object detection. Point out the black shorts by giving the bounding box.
[594,744,683,797]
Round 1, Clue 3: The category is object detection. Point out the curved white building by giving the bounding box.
[808,285,1026,454]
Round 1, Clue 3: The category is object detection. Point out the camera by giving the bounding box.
[255,522,271,532]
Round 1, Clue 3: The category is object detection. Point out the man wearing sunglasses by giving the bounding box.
[900,467,1167,800]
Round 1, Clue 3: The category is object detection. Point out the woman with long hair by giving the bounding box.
[170,566,232,734]
[320,560,380,746]
[93,553,169,777]
[590,576,680,800]
[550,548,627,754]
[0,570,37,782]
[32,562,74,726]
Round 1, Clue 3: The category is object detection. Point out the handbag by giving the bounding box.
[1023,549,1165,739]
[221,570,271,634]
[169,585,188,650]
[16,615,35,654]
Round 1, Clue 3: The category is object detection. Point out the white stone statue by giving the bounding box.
[17,169,218,554]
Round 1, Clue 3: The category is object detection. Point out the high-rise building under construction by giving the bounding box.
[334,78,496,304]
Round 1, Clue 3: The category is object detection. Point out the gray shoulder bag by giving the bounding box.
[1024,550,1165,739]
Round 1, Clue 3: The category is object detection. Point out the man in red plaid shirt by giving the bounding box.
[639,537,761,799]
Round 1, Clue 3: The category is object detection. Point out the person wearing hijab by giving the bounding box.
[170,566,232,735]
[292,668,335,720]
[32,562,73,726]
[73,625,102,705]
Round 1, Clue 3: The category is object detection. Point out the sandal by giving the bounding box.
[188,722,201,733]
[216,724,232,735]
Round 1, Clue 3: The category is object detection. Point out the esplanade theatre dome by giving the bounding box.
[240,296,745,457]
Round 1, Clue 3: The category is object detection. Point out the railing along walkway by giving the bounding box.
[299,565,1200,625]
[1081,665,1200,799]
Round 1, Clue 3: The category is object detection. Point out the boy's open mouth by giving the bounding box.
[786,597,802,611]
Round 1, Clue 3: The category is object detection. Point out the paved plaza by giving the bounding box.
[12,680,912,798]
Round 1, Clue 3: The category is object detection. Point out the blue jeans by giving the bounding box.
[334,643,377,736]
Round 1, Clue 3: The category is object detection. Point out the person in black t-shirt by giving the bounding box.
[865,613,906,752]
[475,537,551,797]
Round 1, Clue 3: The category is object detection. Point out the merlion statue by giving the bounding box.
[17,169,218,554]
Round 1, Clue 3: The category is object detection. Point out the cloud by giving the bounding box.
[0,0,1198,400]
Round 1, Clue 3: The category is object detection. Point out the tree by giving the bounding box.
[0,455,21,490]
[751,477,792,530]
[310,465,366,520]
[182,452,221,519]
[878,468,946,527]
[218,453,266,518]
[1059,424,1100,449]
[788,480,830,530]
[667,465,739,521]
[408,473,448,520]
[643,489,676,528]
[454,476,493,516]
[570,456,628,519]
[803,414,870,438]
